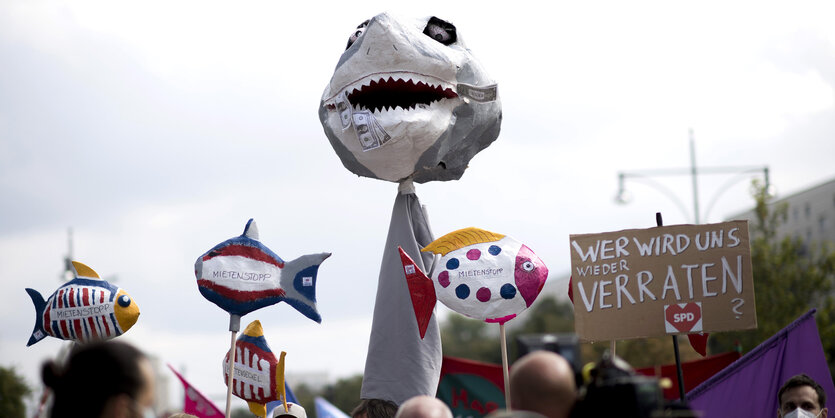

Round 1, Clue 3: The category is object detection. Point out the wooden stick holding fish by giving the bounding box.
[225,315,240,418]
[500,323,511,410]
[399,227,550,407]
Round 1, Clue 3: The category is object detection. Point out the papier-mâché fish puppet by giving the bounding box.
[25,261,140,346]
[195,219,330,322]
[224,320,287,418]
[399,227,548,338]
[319,13,501,184]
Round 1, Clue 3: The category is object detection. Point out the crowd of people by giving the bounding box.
[38,339,829,418]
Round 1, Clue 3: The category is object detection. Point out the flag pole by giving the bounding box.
[226,314,241,418]
[656,212,686,402]
[500,322,511,410]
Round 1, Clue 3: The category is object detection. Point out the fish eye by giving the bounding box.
[346,20,370,49]
[522,261,535,272]
[423,17,457,45]
[118,294,131,307]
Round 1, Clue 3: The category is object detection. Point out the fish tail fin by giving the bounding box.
[248,401,267,418]
[280,253,331,323]
[398,246,437,339]
[25,288,47,346]
[276,351,288,413]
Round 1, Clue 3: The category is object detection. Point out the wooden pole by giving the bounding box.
[500,323,511,410]
[656,212,687,403]
[225,315,241,418]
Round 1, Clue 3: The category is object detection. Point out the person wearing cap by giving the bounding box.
[272,402,307,418]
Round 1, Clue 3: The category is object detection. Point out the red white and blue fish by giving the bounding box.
[25,261,140,346]
[224,320,287,418]
[195,219,330,321]
[399,227,548,338]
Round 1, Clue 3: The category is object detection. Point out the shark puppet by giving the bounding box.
[318,13,502,405]
[319,13,501,184]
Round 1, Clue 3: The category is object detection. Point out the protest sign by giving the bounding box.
[569,220,756,341]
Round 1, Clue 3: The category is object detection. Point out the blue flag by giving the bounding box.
[315,397,351,418]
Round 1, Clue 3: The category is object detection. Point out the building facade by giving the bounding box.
[731,178,835,251]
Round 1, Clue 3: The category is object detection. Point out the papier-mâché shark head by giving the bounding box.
[319,13,502,184]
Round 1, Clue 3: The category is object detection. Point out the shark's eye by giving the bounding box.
[118,294,132,307]
[522,261,535,272]
[423,17,457,45]
[346,20,370,49]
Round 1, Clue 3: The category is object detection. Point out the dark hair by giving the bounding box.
[351,399,398,418]
[778,374,827,409]
[42,340,148,417]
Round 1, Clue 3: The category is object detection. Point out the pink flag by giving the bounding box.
[168,364,224,418]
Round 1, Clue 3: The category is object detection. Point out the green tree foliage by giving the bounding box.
[441,313,503,364]
[292,382,318,418]
[322,374,363,416]
[708,180,835,374]
[507,295,575,360]
[0,367,31,418]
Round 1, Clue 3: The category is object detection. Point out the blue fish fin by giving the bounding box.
[26,288,47,347]
[243,218,259,240]
[280,252,331,323]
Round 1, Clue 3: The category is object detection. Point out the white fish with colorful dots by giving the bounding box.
[25,261,140,346]
[399,227,549,338]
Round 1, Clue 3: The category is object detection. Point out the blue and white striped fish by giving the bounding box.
[25,261,140,346]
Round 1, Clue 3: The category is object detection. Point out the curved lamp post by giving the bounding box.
[615,129,770,225]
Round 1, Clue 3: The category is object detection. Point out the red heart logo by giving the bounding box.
[665,303,702,333]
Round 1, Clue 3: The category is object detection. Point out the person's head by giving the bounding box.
[272,402,307,418]
[509,351,576,418]
[778,374,828,418]
[42,340,155,418]
[394,396,452,418]
[352,398,399,418]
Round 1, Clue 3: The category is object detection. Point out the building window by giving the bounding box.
[805,203,812,219]
[793,207,799,222]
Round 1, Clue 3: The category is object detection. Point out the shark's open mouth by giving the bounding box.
[345,77,458,113]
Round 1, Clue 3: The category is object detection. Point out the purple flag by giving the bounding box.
[686,309,835,417]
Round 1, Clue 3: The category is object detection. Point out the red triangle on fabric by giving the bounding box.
[399,247,437,339]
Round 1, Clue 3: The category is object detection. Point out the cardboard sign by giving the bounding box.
[569,221,756,341]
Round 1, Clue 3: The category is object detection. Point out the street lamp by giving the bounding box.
[615,129,771,224]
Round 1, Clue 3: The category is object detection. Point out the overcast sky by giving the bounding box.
[2,0,834,413]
